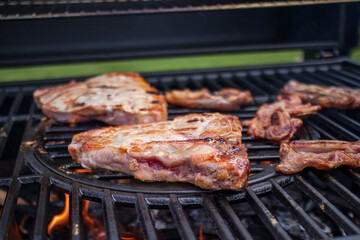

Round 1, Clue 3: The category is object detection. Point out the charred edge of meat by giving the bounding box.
[187,119,199,123]
[276,140,360,174]
[146,91,163,95]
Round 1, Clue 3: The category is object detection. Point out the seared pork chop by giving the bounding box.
[165,88,254,111]
[277,140,360,174]
[68,113,250,191]
[281,80,360,109]
[33,72,167,125]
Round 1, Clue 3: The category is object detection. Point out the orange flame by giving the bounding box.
[47,194,96,236]
[48,193,136,239]
[199,225,204,240]
[82,200,95,227]
[47,193,69,235]
[75,169,93,173]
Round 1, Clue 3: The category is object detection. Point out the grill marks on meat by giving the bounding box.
[277,140,360,174]
[68,113,250,191]
[281,80,360,109]
[243,95,321,143]
[33,72,167,125]
[165,88,254,111]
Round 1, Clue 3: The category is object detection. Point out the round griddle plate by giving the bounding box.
[24,119,294,202]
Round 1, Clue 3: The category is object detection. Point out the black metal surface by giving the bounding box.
[1,3,357,67]
[0,0,357,20]
[0,58,359,239]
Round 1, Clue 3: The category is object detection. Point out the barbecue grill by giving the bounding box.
[1,1,360,240]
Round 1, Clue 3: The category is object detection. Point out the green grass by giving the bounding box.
[350,46,360,62]
[0,50,302,82]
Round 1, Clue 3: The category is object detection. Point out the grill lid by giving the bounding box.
[0,0,358,20]
[1,2,358,66]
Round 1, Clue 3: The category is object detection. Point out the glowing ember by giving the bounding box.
[0,208,23,240]
[47,193,70,235]
[199,225,204,240]
[75,169,93,173]
[260,161,272,165]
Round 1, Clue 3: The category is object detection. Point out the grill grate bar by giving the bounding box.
[32,176,50,240]
[51,152,71,159]
[315,171,360,214]
[248,154,279,160]
[339,168,360,187]
[46,126,98,133]
[288,72,324,86]
[205,76,222,90]
[319,71,360,88]
[0,179,21,240]
[168,194,196,240]
[242,136,256,141]
[315,113,360,140]
[44,135,74,141]
[323,110,360,132]
[262,74,286,88]
[304,71,353,88]
[216,196,254,240]
[270,179,329,239]
[103,190,120,240]
[247,145,279,150]
[333,69,360,86]
[246,188,291,240]
[13,102,37,176]
[250,75,280,94]
[44,144,69,150]
[307,121,337,140]
[295,175,360,235]
[0,89,6,110]
[235,74,270,97]
[202,196,235,240]
[136,193,158,240]
[246,187,292,240]
[71,183,83,240]
[0,90,24,159]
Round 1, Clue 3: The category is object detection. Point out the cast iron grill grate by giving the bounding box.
[0,58,359,239]
[0,0,359,20]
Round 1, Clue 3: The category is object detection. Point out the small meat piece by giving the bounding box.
[243,95,321,143]
[165,88,254,111]
[68,113,250,191]
[281,80,360,109]
[277,140,360,174]
[33,72,167,125]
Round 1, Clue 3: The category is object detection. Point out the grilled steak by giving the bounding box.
[165,88,254,111]
[281,80,360,109]
[243,95,321,143]
[277,140,360,174]
[68,113,250,190]
[33,72,167,125]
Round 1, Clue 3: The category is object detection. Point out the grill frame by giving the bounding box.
[0,0,358,20]
[0,57,360,239]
